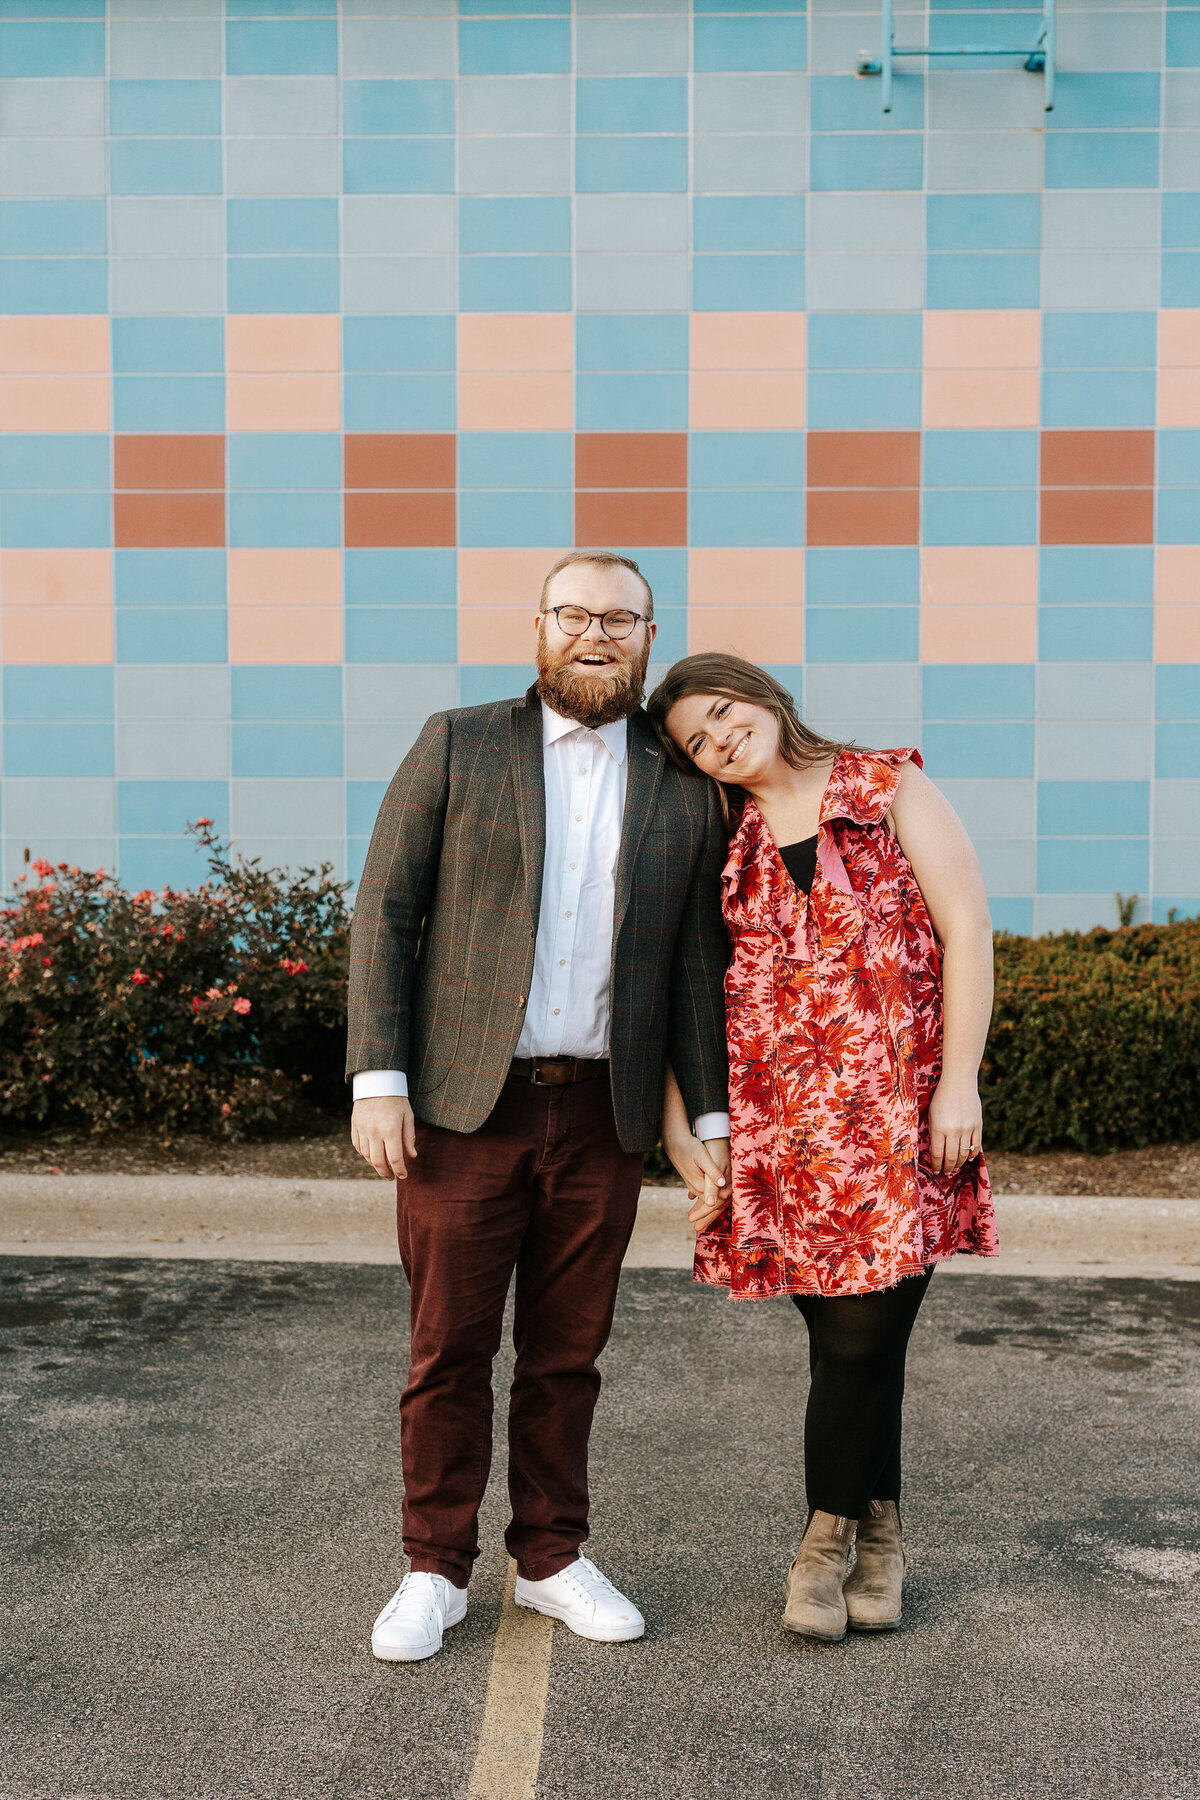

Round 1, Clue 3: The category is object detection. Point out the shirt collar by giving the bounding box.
[541,701,629,766]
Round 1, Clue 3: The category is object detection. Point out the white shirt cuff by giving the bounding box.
[352,1070,409,1100]
[693,1111,731,1143]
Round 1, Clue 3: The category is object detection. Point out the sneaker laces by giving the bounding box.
[564,1556,623,1605]
[382,1573,441,1626]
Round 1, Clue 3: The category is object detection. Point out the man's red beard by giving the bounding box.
[535,635,651,728]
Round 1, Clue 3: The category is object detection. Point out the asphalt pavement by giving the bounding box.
[2,1257,1198,1800]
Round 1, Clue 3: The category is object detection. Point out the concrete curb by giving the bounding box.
[0,1174,1197,1278]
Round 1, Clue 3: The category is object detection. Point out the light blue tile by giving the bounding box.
[921,722,1034,779]
[231,665,342,722]
[458,18,571,76]
[1038,546,1154,604]
[0,138,106,200]
[1045,132,1159,189]
[810,72,923,133]
[114,608,227,662]
[575,16,687,76]
[226,256,339,312]
[575,136,688,194]
[692,133,807,194]
[576,251,688,311]
[0,257,107,313]
[115,550,225,609]
[2,778,113,839]
[457,135,571,196]
[459,256,571,312]
[341,17,455,79]
[1154,842,1200,893]
[1048,72,1161,131]
[1163,253,1200,307]
[108,79,221,136]
[1037,662,1154,719]
[117,780,228,836]
[935,776,1035,838]
[110,257,224,316]
[223,74,338,136]
[1041,310,1157,369]
[343,662,459,719]
[806,546,918,607]
[342,255,456,314]
[1163,191,1200,250]
[1038,606,1154,661]
[230,777,343,839]
[1157,724,1200,777]
[1037,781,1150,837]
[690,431,804,490]
[116,835,218,891]
[574,371,688,430]
[926,193,1041,251]
[459,664,538,706]
[4,665,112,720]
[692,195,805,253]
[1037,836,1149,894]
[342,315,454,371]
[806,371,921,430]
[576,76,688,135]
[1039,719,1152,779]
[1041,369,1156,428]
[458,433,572,489]
[803,662,918,724]
[923,431,1038,488]
[693,72,808,135]
[807,312,922,371]
[226,198,339,254]
[108,18,222,80]
[458,490,573,548]
[989,898,1033,935]
[346,779,388,838]
[111,197,222,259]
[116,719,229,780]
[225,136,340,198]
[1152,895,1200,924]
[3,724,114,779]
[232,724,342,779]
[343,549,457,608]
[691,255,804,311]
[111,316,224,373]
[0,20,104,76]
[110,138,223,196]
[1156,489,1200,543]
[693,14,806,75]
[342,373,455,431]
[342,79,455,136]
[227,2,338,15]
[922,489,1037,545]
[810,134,923,191]
[227,434,342,492]
[690,489,802,547]
[0,492,110,547]
[1167,10,1200,70]
[342,138,455,194]
[116,664,228,721]
[973,837,1035,898]
[228,492,341,549]
[458,0,568,15]
[459,197,571,254]
[926,253,1040,310]
[225,19,338,75]
[0,198,105,254]
[575,312,687,370]
[0,435,107,492]
[804,607,918,662]
[922,665,1035,721]
[458,74,571,136]
[1156,665,1200,720]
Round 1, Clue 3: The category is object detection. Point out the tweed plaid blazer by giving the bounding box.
[346,687,730,1153]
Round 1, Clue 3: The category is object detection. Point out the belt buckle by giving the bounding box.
[530,1058,568,1086]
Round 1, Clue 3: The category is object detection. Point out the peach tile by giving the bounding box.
[1155,605,1200,662]
[229,607,342,664]
[922,310,1040,370]
[575,433,687,490]
[1158,368,1200,428]
[225,315,340,374]
[457,314,573,373]
[689,371,805,429]
[1,549,112,608]
[457,371,573,431]
[226,373,341,432]
[457,547,568,609]
[344,433,455,490]
[0,315,108,374]
[0,373,109,431]
[688,547,804,610]
[114,492,225,548]
[228,548,341,609]
[1154,545,1200,607]
[920,604,1036,663]
[1039,488,1154,545]
[920,546,1038,608]
[1158,310,1200,368]
[922,369,1040,430]
[807,432,920,488]
[114,434,224,491]
[1041,429,1155,487]
[2,607,112,663]
[458,605,539,664]
[344,491,456,547]
[688,605,805,662]
[689,313,806,371]
[575,490,687,547]
[806,489,919,546]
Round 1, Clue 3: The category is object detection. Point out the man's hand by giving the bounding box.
[685,1137,732,1237]
[351,1096,418,1180]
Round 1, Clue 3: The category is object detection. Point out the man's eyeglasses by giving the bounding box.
[543,605,647,641]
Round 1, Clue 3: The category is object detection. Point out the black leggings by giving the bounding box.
[791,1266,934,1520]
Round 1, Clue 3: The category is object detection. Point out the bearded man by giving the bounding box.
[348,549,730,1661]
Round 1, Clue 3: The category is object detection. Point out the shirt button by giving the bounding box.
[565,910,572,917]
[559,959,566,966]
[553,1008,561,1016]
[569,862,577,870]
[575,813,583,821]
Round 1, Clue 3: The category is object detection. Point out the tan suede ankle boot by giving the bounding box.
[782,1511,854,1643]
[843,1499,905,1631]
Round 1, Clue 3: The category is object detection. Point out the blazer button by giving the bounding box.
[517,995,526,1008]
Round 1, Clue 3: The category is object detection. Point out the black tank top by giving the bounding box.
[778,833,818,896]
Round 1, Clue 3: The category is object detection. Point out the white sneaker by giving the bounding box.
[514,1555,645,1642]
[371,1572,468,1662]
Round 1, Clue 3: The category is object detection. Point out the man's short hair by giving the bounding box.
[539,550,654,621]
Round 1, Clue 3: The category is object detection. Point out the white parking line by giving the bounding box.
[466,1559,554,1800]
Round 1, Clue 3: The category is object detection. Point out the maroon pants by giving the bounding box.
[396,1074,644,1586]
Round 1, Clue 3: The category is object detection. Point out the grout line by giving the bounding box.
[464,1557,554,1800]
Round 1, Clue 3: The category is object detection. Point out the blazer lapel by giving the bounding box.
[614,709,664,940]
[510,688,547,935]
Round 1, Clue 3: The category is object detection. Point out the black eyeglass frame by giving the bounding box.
[541,604,649,641]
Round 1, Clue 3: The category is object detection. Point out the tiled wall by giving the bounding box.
[1,0,1199,933]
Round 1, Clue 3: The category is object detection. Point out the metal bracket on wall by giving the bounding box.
[856,0,1056,112]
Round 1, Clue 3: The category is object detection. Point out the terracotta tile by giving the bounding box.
[226,373,341,432]
[689,371,805,429]
[689,312,806,371]
[344,490,456,547]
[806,432,920,489]
[344,433,456,490]
[457,371,573,431]
[687,604,805,662]
[457,547,568,609]
[922,310,1040,370]
[920,604,1037,663]
[1154,545,1200,607]
[228,548,342,608]
[805,488,919,546]
[1157,368,1200,429]
[226,314,340,374]
[1040,429,1155,488]
[0,315,108,374]
[575,433,687,490]
[0,373,109,431]
[1155,604,1200,662]
[688,547,805,611]
[1158,309,1200,368]
[458,605,539,664]
[1039,488,1154,545]
[920,545,1038,608]
[575,490,687,548]
[114,434,225,491]
[114,491,226,548]
[922,369,1040,430]
[457,314,573,373]
[2,607,112,664]
[228,607,342,664]
[0,549,112,608]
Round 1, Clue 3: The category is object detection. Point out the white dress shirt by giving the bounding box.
[354,702,729,1142]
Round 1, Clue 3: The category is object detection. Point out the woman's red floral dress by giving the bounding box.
[696,747,999,1300]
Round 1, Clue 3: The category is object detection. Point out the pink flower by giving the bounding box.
[281,958,309,976]
[221,1103,232,1116]
[42,956,51,967]
[191,996,203,1012]
[32,858,54,878]
[232,996,251,1015]
[195,817,214,828]
[131,969,149,985]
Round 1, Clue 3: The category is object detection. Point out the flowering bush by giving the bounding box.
[0,823,350,1138]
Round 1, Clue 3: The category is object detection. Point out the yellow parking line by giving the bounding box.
[466,1558,554,1800]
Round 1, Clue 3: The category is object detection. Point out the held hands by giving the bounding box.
[926,1075,983,1176]
[351,1095,418,1180]
[662,1119,732,1236]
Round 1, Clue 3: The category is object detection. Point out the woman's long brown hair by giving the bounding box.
[645,652,859,829]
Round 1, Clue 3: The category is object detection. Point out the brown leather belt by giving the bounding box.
[508,1056,609,1087]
